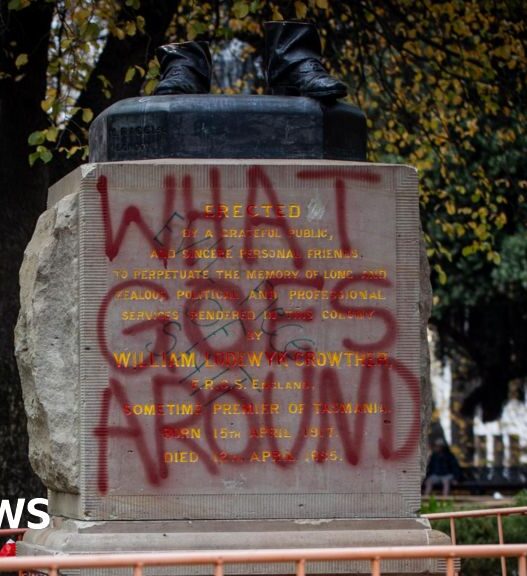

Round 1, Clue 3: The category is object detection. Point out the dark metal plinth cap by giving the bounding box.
[89,95,367,162]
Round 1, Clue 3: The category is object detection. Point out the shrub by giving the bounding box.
[425,491,527,575]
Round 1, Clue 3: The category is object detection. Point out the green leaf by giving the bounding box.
[83,22,100,42]
[294,1,308,19]
[15,53,28,68]
[65,146,81,158]
[136,15,145,32]
[487,251,501,265]
[8,0,21,10]
[143,78,157,95]
[97,75,112,89]
[271,5,283,19]
[187,21,208,40]
[125,66,136,83]
[125,21,137,36]
[186,21,198,41]
[232,1,249,19]
[145,60,159,79]
[29,145,53,165]
[28,151,40,166]
[40,149,53,163]
[82,108,94,123]
[28,131,45,146]
[433,264,447,285]
[41,96,55,112]
[46,126,59,143]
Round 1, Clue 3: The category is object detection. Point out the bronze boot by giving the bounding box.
[264,21,347,100]
[154,41,212,95]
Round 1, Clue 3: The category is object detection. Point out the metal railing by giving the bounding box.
[1,506,526,576]
[423,505,527,576]
[0,544,526,576]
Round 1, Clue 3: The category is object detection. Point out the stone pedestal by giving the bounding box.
[19,518,447,575]
[16,158,447,573]
[16,96,445,574]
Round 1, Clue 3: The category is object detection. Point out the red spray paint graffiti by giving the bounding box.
[93,166,420,494]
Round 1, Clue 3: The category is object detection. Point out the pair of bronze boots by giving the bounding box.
[154,21,347,100]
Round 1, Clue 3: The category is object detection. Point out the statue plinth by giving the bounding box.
[89,95,367,163]
[16,95,447,574]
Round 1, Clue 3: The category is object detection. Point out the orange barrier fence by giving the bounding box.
[423,505,527,576]
[0,544,526,576]
[1,506,526,576]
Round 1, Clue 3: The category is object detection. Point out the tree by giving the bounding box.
[312,0,527,422]
[0,0,178,512]
[1,0,54,507]
[1,0,525,503]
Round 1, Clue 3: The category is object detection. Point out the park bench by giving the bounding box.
[453,466,527,495]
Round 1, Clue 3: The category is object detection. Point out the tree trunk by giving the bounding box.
[0,0,55,511]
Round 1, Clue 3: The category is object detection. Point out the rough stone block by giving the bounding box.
[16,192,80,493]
